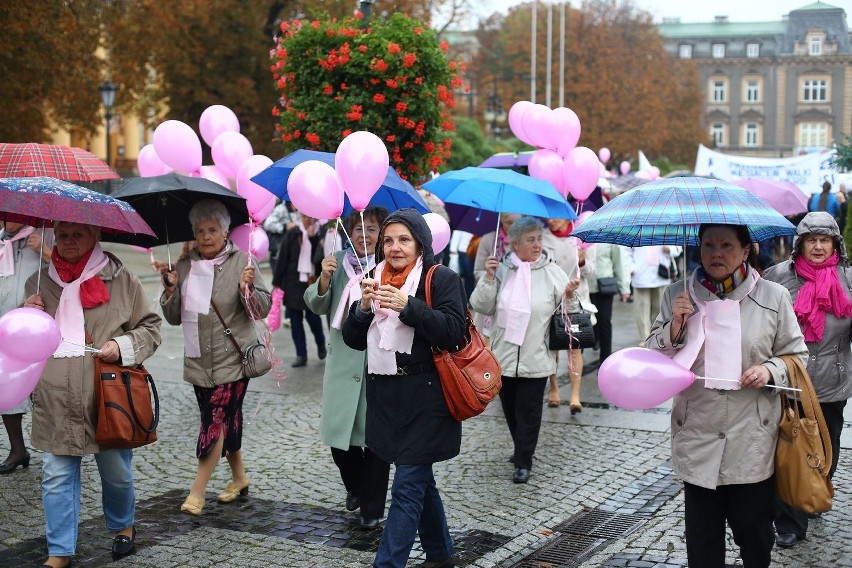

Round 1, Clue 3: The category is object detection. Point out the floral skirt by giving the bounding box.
[193,378,249,459]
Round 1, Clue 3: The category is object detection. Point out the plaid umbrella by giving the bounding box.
[0,143,119,182]
[571,176,796,247]
[0,177,155,237]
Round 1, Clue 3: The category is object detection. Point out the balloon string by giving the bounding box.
[337,218,366,279]
[59,340,101,353]
[359,211,368,271]
[694,376,801,393]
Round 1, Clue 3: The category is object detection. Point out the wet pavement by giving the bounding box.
[0,245,850,567]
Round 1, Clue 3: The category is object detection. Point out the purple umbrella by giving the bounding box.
[477,151,534,169]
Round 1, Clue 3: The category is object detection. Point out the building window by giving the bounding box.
[745,80,760,103]
[679,44,692,59]
[712,43,726,58]
[798,122,828,147]
[711,80,726,103]
[810,36,822,56]
[744,123,759,147]
[802,79,828,102]
[711,123,725,146]
[746,43,760,58]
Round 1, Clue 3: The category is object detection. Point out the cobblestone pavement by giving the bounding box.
[0,246,850,567]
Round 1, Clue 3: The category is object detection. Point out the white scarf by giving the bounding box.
[496,253,533,346]
[180,245,230,358]
[331,254,375,330]
[366,257,423,375]
[48,243,109,358]
[298,225,316,282]
[0,226,34,277]
[672,269,759,390]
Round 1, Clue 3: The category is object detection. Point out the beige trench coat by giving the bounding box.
[26,253,162,456]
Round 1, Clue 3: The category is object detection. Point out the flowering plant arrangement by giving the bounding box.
[271,13,464,181]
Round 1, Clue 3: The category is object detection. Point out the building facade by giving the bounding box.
[659,1,851,157]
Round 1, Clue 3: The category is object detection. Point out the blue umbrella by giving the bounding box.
[251,149,430,216]
[571,176,797,247]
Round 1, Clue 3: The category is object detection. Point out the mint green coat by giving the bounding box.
[304,250,367,450]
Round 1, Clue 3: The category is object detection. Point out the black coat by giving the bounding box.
[342,209,467,465]
[271,226,322,311]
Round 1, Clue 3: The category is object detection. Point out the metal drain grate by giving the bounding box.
[554,509,648,540]
[510,534,603,568]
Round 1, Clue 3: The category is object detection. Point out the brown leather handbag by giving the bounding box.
[425,265,502,421]
[94,358,159,449]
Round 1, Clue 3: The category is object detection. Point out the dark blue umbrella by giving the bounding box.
[251,149,429,216]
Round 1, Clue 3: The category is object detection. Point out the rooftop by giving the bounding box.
[658,21,787,39]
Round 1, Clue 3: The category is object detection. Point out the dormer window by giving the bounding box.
[746,43,759,58]
[712,43,726,58]
[679,44,693,59]
[810,36,822,56]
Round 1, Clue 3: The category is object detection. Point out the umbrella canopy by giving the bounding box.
[109,173,249,248]
[571,176,797,247]
[608,175,650,194]
[0,143,120,182]
[477,151,534,169]
[251,149,429,215]
[0,176,155,237]
[732,178,808,217]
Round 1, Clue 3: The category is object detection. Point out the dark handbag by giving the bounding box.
[548,301,595,350]
[658,258,679,280]
[94,358,159,449]
[210,300,273,379]
[425,266,502,422]
[596,276,619,295]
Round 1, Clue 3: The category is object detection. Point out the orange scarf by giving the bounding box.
[381,261,416,289]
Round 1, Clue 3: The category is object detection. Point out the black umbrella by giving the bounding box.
[109,173,250,252]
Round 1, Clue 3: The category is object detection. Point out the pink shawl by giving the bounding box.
[793,252,852,342]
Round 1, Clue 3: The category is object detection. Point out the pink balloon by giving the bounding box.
[563,146,600,202]
[423,213,450,255]
[552,107,582,157]
[598,347,696,410]
[153,120,202,174]
[0,308,62,364]
[648,166,661,180]
[528,149,567,197]
[288,160,345,219]
[229,224,270,260]
[252,194,276,223]
[598,147,611,163]
[635,170,651,180]
[0,357,46,413]
[620,161,631,175]
[199,105,240,147]
[236,155,275,219]
[211,131,254,180]
[507,101,536,146]
[522,104,556,150]
[137,144,172,177]
[336,131,389,211]
[193,165,230,188]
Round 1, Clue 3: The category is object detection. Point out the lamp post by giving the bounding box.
[359,0,375,27]
[98,81,118,168]
[483,86,506,139]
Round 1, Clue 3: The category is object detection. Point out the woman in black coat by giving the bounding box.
[342,208,466,568]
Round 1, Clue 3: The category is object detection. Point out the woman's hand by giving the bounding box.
[239,266,255,293]
[24,294,45,311]
[95,340,120,363]
[26,233,51,262]
[670,291,694,343]
[320,255,337,281]
[359,277,378,311]
[484,256,499,281]
[740,364,771,389]
[374,284,409,313]
[564,278,580,297]
[162,269,178,296]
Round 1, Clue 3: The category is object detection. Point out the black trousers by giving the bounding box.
[775,399,847,538]
[589,292,615,361]
[684,477,775,568]
[498,376,548,470]
[330,446,391,521]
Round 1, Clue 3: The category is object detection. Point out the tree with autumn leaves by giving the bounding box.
[271,12,464,181]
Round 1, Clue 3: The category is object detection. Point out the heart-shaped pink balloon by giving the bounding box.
[598,347,695,410]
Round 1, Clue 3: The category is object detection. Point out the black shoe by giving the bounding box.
[419,558,455,568]
[360,517,381,530]
[807,511,823,519]
[318,345,327,360]
[512,467,530,483]
[345,493,360,511]
[112,526,137,559]
[775,532,800,548]
[291,356,307,368]
[0,452,30,474]
[507,453,514,464]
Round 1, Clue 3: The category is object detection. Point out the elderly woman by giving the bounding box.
[160,199,271,517]
[304,206,391,529]
[342,208,466,568]
[764,212,852,548]
[24,222,161,568]
[470,216,580,484]
[648,223,807,568]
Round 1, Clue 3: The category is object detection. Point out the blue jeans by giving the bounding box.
[286,307,325,357]
[42,449,135,556]
[373,464,453,568]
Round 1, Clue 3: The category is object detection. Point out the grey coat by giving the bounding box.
[647,274,807,489]
[304,250,367,450]
[161,245,271,388]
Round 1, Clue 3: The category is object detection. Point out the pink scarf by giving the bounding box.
[496,253,532,346]
[181,245,230,358]
[0,226,34,276]
[298,225,317,282]
[793,252,852,342]
[366,257,423,374]
[331,252,375,330]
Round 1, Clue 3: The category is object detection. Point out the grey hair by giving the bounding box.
[507,216,544,244]
[53,221,101,241]
[188,199,230,234]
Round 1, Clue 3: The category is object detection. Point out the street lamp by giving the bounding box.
[98,81,118,168]
[483,88,506,139]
